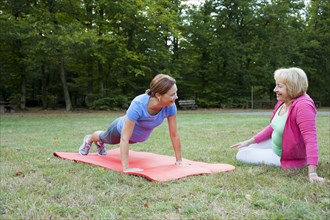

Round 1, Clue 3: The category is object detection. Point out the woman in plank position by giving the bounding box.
[231,67,327,183]
[79,74,187,172]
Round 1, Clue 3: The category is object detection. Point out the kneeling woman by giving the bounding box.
[79,74,187,172]
[231,67,327,183]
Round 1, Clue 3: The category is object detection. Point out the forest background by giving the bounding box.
[0,0,329,111]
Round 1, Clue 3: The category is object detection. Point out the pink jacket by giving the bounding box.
[254,94,318,169]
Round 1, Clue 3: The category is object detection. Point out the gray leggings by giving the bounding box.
[99,118,136,144]
[99,118,121,144]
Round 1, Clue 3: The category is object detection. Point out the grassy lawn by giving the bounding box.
[1,109,329,219]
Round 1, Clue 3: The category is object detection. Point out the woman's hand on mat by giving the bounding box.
[123,168,143,173]
[175,161,190,166]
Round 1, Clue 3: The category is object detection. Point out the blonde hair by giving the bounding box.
[145,74,176,97]
[274,67,308,98]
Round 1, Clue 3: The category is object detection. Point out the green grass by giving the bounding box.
[1,109,329,219]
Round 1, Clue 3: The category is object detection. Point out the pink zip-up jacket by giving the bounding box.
[253,94,318,169]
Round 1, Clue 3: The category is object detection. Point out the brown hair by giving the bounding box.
[145,74,176,97]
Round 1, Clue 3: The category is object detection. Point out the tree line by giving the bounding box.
[0,0,329,111]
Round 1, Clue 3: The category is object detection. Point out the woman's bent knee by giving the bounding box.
[91,131,103,142]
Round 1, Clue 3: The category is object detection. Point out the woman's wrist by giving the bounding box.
[308,172,318,177]
[247,138,255,145]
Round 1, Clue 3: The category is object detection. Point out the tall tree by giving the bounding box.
[1,0,328,109]
[0,0,34,110]
[303,0,330,105]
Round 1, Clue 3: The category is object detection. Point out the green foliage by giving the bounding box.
[0,0,329,108]
[303,0,330,106]
[89,95,130,110]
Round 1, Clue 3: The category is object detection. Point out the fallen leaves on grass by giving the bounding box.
[245,194,253,201]
[15,171,25,177]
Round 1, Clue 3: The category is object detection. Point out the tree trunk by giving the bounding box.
[20,71,26,110]
[16,39,26,110]
[85,55,94,106]
[87,56,93,93]
[98,8,105,97]
[172,36,179,61]
[59,57,72,111]
[41,64,48,109]
[98,60,104,97]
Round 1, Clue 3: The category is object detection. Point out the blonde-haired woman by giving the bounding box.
[231,67,327,183]
[79,74,187,172]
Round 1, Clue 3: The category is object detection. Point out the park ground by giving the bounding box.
[0,108,329,219]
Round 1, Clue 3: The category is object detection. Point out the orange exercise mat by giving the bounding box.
[53,148,235,182]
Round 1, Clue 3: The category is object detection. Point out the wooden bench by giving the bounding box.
[0,101,5,113]
[0,101,15,113]
[178,100,197,110]
[314,101,321,108]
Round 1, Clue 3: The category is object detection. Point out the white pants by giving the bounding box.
[236,139,281,167]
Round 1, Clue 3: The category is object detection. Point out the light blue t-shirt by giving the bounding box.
[271,105,288,157]
[117,94,177,142]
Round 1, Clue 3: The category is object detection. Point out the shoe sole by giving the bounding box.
[97,152,108,156]
[79,151,88,156]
